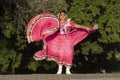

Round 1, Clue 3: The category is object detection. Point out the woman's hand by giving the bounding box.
[92,24,99,30]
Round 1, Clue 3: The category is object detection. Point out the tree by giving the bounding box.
[0,0,120,74]
[0,0,22,74]
[68,0,120,73]
[0,0,68,74]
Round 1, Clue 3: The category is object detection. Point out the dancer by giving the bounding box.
[27,12,98,74]
[46,11,98,74]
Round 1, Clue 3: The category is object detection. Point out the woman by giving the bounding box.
[33,11,98,74]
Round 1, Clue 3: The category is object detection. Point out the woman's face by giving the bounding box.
[59,12,67,21]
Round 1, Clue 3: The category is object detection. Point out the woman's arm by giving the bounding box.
[74,24,91,31]
[74,23,98,31]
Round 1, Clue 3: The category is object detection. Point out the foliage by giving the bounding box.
[69,0,120,73]
[0,0,120,74]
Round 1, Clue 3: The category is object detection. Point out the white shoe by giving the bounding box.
[56,71,62,74]
[56,65,63,74]
[66,71,72,74]
[66,67,72,74]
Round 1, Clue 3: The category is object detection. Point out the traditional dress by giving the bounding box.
[32,17,95,67]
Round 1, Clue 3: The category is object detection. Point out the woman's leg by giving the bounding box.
[56,64,63,74]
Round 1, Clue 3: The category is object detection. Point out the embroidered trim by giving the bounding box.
[33,55,46,60]
[46,56,72,66]
[27,14,59,42]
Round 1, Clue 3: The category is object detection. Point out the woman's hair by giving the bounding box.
[60,11,67,14]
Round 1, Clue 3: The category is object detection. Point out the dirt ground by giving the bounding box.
[0,74,120,80]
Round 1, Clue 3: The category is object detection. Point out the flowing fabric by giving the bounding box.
[26,13,59,42]
[33,19,96,66]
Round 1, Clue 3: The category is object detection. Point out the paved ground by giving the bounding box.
[0,74,120,80]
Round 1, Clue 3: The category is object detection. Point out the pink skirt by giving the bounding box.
[33,29,91,66]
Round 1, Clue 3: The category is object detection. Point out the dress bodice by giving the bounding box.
[60,20,75,34]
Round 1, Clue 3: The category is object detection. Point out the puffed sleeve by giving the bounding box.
[70,21,75,27]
